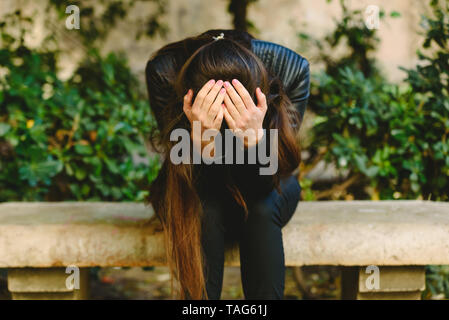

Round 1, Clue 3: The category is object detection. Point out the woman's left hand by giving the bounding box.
[223,79,268,148]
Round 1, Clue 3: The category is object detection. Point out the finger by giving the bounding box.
[208,87,226,118]
[224,81,247,115]
[223,93,240,120]
[256,87,268,112]
[223,104,236,130]
[183,89,193,111]
[183,89,193,120]
[213,105,224,129]
[201,80,223,113]
[192,79,216,111]
[232,78,256,110]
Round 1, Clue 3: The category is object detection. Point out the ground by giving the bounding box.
[88,266,340,300]
[0,266,340,299]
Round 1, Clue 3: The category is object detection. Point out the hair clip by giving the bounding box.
[212,32,225,41]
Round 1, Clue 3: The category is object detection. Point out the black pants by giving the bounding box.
[197,175,301,300]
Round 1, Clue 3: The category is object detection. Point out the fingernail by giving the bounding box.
[209,79,215,84]
[232,79,238,85]
[217,80,223,85]
[224,81,230,88]
[220,88,226,94]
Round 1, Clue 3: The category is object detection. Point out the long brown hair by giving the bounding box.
[145,30,301,300]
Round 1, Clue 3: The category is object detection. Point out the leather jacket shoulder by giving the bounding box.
[145,38,310,130]
[250,39,310,125]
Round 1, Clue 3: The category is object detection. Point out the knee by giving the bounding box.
[248,194,281,226]
[247,177,301,227]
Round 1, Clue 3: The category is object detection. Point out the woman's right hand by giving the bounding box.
[183,79,226,157]
[183,79,225,131]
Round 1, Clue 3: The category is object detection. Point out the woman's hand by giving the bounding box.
[183,79,226,157]
[222,79,267,148]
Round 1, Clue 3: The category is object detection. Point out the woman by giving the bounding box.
[145,29,310,300]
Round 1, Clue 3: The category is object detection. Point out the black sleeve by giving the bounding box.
[251,39,311,128]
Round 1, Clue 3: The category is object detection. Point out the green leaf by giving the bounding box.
[104,157,119,174]
[75,167,87,180]
[19,159,63,186]
[390,11,401,18]
[0,123,11,136]
[74,144,93,155]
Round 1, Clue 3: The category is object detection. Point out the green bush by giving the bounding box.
[310,67,429,200]
[301,0,448,202]
[401,0,449,201]
[425,265,449,299]
[0,12,159,202]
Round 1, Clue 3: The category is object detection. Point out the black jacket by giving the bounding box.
[145,38,310,129]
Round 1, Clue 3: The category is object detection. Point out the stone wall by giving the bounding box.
[0,0,428,82]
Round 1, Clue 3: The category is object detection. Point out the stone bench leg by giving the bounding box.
[341,266,425,300]
[7,268,89,300]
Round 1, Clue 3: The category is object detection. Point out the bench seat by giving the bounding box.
[1,200,448,299]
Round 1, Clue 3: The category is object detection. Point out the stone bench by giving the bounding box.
[1,200,448,299]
